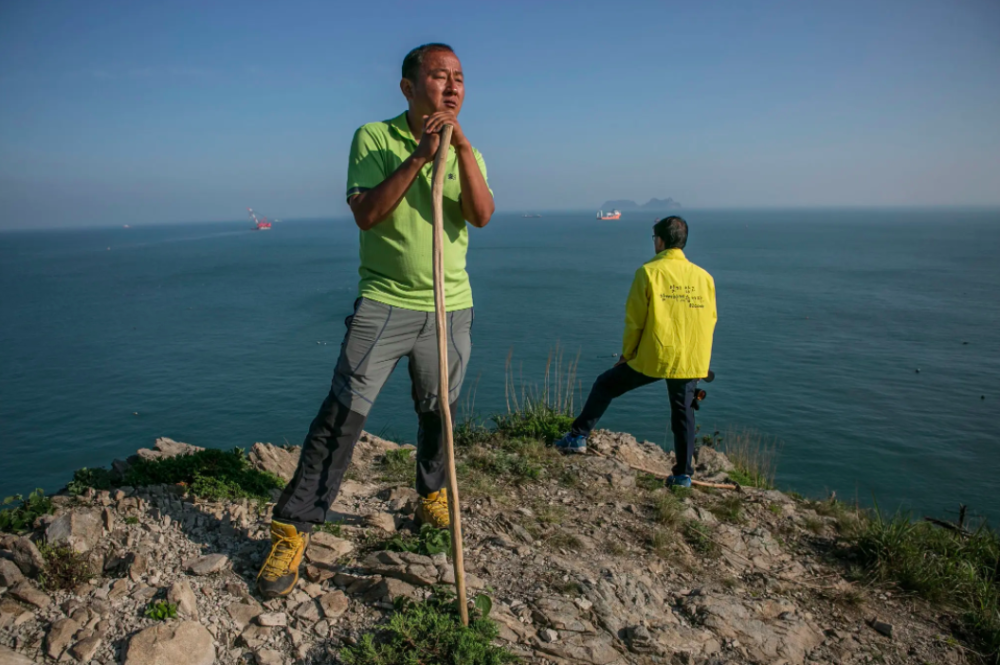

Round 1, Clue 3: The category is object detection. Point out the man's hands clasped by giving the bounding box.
[413,111,469,163]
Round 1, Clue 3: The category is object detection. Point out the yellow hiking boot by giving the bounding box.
[257,521,309,598]
[415,489,450,529]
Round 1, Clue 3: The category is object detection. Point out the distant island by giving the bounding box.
[600,197,682,211]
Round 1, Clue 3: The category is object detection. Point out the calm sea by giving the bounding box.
[2,210,998,525]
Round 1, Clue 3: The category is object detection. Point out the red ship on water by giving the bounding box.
[248,208,273,230]
[597,209,622,220]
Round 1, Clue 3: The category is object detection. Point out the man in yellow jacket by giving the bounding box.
[554,216,717,487]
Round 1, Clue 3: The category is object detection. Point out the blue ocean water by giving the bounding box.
[1,210,998,525]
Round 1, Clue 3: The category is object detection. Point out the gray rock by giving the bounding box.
[10,537,45,577]
[684,594,823,665]
[364,512,397,533]
[0,559,25,587]
[124,621,215,665]
[135,437,204,461]
[69,635,102,662]
[239,625,273,650]
[255,649,284,665]
[0,645,36,665]
[318,590,349,619]
[258,612,287,627]
[361,577,420,603]
[227,601,264,629]
[305,532,354,566]
[107,578,129,599]
[167,580,199,621]
[248,443,300,483]
[45,617,81,659]
[46,510,104,554]
[183,553,229,576]
[532,596,598,634]
[870,619,893,639]
[360,550,439,586]
[10,581,52,609]
[536,634,621,664]
[540,628,559,642]
[293,599,321,622]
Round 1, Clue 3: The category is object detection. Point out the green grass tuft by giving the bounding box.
[385,524,452,557]
[854,510,1000,663]
[0,489,54,534]
[652,491,684,527]
[718,428,779,489]
[378,449,414,484]
[340,590,516,665]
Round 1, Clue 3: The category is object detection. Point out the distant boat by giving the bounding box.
[597,209,621,220]
[123,224,130,228]
[522,213,542,218]
[247,207,272,231]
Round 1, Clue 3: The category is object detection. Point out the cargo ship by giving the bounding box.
[597,209,621,220]
[247,208,272,230]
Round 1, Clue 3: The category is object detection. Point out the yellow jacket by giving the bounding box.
[623,249,717,379]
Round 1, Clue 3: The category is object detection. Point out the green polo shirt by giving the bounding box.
[346,111,490,312]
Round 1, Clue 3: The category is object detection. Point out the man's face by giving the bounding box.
[403,49,464,116]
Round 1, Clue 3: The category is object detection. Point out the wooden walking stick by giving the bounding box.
[430,124,469,626]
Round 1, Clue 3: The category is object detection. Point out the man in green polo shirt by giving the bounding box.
[257,43,494,598]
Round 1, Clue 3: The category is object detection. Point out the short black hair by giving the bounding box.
[653,216,688,250]
[402,43,455,82]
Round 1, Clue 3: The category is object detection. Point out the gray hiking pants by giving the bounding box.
[273,298,473,531]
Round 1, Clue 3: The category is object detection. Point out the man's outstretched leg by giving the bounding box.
[259,393,366,598]
[257,298,414,598]
[555,362,658,454]
[665,379,698,487]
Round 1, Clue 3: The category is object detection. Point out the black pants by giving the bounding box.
[571,363,699,477]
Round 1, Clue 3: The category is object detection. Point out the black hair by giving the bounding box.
[653,216,688,250]
[402,43,455,82]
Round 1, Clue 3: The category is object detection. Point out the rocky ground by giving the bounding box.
[0,431,974,665]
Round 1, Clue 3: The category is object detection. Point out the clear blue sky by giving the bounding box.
[1,0,998,228]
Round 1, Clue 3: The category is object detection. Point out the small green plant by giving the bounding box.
[144,601,178,621]
[38,543,95,591]
[316,519,345,537]
[124,516,140,525]
[386,524,452,557]
[709,496,744,524]
[67,467,115,494]
[0,489,54,534]
[340,589,515,665]
[719,428,779,490]
[682,520,720,558]
[378,449,414,484]
[768,503,783,515]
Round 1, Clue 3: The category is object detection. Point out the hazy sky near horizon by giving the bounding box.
[1,0,999,228]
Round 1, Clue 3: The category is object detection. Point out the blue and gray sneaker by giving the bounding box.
[554,433,587,455]
[666,474,692,488]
